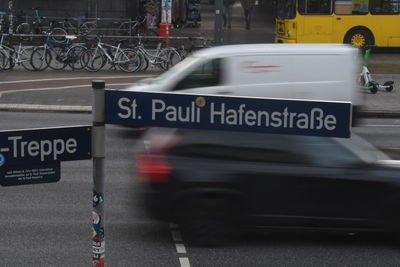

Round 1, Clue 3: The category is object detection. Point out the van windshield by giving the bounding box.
[150,56,202,84]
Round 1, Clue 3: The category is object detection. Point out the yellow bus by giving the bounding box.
[275,0,400,48]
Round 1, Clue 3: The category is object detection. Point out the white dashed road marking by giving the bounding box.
[175,244,187,254]
[170,223,191,267]
[179,257,191,267]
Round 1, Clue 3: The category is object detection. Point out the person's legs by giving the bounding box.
[244,9,250,29]
[227,5,232,28]
[223,5,227,27]
[247,9,252,29]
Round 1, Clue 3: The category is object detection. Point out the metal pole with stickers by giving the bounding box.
[92,80,106,267]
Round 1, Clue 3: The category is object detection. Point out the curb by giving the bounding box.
[0,104,92,113]
[359,110,400,118]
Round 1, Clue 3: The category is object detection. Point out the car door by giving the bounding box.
[294,137,390,227]
[241,135,389,228]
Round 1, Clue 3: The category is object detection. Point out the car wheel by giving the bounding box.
[179,198,236,247]
[383,201,400,242]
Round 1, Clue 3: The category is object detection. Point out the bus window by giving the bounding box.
[335,0,368,15]
[276,0,296,19]
[298,0,332,14]
[370,0,400,14]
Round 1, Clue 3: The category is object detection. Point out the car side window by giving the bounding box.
[170,58,223,91]
[297,136,361,167]
[172,144,310,164]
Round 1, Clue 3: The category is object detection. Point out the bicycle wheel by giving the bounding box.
[80,21,97,36]
[0,50,9,70]
[138,51,149,71]
[19,47,35,71]
[164,48,182,69]
[30,46,51,71]
[155,49,170,71]
[48,47,67,70]
[117,48,141,73]
[16,23,31,41]
[51,27,68,43]
[66,45,86,70]
[81,48,105,72]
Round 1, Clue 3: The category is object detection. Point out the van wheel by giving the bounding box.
[344,28,373,49]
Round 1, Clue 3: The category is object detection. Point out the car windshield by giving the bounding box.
[336,135,391,163]
[276,0,296,19]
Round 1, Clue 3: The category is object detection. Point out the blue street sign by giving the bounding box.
[0,163,60,186]
[105,90,352,138]
[0,126,92,167]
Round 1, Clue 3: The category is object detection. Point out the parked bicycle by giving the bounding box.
[15,7,67,41]
[117,16,158,37]
[81,35,140,72]
[0,35,34,70]
[57,16,98,37]
[133,38,181,71]
[30,33,86,71]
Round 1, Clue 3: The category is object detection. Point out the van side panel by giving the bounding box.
[226,52,361,105]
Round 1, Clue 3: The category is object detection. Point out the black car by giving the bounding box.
[134,127,400,246]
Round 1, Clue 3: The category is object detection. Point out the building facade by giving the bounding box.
[1,0,139,19]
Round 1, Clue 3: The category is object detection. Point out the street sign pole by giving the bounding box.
[92,81,105,267]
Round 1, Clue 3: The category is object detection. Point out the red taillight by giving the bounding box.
[135,154,172,183]
[135,136,182,183]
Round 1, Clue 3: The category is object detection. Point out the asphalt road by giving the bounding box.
[1,111,400,267]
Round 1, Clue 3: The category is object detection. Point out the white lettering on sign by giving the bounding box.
[118,97,138,119]
[114,96,340,132]
[7,136,78,161]
[152,99,201,123]
[210,103,337,130]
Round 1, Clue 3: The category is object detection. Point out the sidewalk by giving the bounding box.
[172,0,275,45]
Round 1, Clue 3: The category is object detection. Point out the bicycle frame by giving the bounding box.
[0,35,33,71]
[93,42,122,63]
[0,36,26,65]
[137,43,164,65]
[62,17,97,35]
[37,35,70,63]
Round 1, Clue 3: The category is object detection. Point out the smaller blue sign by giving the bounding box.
[0,126,92,167]
[0,163,60,186]
[105,90,352,138]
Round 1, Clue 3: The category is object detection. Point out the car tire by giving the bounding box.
[383,201,400,242]
[179,198,236,247]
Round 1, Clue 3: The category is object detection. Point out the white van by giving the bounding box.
[127,43,363,112]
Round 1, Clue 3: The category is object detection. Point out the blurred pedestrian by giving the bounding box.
[223,0,235,29]
[240,0,255,30]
